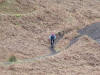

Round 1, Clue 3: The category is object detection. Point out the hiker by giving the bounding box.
[49,34,56,48]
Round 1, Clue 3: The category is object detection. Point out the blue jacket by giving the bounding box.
[49,34,56,40]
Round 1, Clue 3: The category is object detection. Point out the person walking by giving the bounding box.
[49,34,56,48]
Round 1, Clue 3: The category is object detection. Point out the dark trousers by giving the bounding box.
[51,39,54,46]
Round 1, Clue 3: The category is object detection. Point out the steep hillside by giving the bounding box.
[0,0,100,74]
[0,0,36,14]
[0,0,100,61]
[1,36,100,75]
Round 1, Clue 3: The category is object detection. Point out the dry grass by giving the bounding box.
[1,36,100,75]
[0,0,100,74]
[0,0,36,14]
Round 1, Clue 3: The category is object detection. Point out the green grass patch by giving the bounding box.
[15,14,21,17]
[8,55,17,62]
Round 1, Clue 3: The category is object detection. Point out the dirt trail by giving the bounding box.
[66,22,100,48]
[79,22,100,44]
[0,22,100,66]
[0,31,64,66]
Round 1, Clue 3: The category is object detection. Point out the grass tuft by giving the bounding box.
[15,14,21,17]
[8,55,17,62]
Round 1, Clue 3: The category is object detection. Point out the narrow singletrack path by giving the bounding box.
[0,31,64,66]
[0,22,100,67]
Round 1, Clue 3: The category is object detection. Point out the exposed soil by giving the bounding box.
[79,22,100,43]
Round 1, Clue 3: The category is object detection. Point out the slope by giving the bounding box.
[1,36,100,75]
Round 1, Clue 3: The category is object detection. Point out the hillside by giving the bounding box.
[1,36,100,75]
[0,0,100,75]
